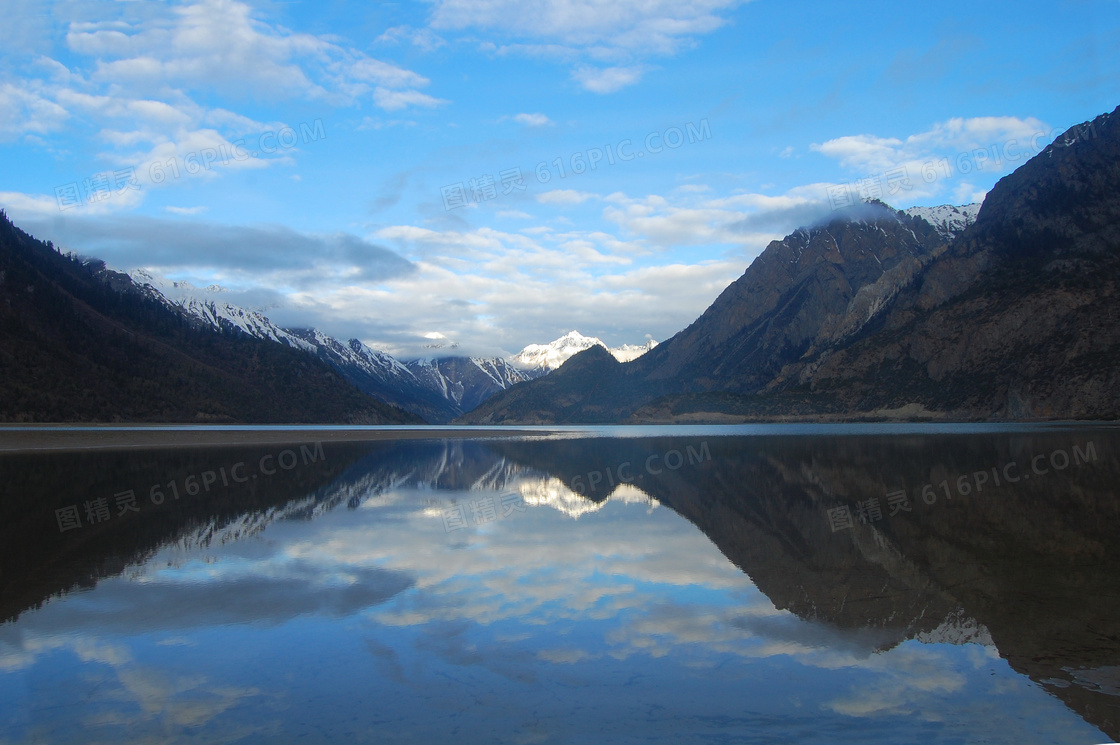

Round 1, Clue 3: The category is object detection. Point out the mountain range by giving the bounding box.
[121,274,658,423]
[0,237,657,423]
[462,105,1120,423]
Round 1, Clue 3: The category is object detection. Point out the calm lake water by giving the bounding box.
[1,425,1118,744]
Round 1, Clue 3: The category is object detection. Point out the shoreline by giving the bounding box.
[0,421,1115,454]
[0,425,552,454]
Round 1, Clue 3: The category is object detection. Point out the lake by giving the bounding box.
[1,424,1118,744]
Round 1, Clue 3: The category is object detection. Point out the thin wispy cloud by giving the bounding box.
[514,112,553,126]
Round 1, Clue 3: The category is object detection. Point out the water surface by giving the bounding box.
[1,425,1118,743]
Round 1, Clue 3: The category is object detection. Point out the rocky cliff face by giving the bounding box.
[633,203,947,391]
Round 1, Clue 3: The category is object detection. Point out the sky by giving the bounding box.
[1,0,1118,358]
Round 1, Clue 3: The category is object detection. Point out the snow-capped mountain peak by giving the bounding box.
[511,331,658,371]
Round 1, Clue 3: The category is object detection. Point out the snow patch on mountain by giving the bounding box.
[904,203,982,242]
[610,340,659,363]
[129,269,316,351]
[913,609,994,646]
[286,329,416,382]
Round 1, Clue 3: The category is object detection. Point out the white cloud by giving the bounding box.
[71,0,326,99]
[349,58,431,90]
[602,190,824,253]
[1,183,147,218]
[513,112,552,126]
[296,220,740,355]
[63,0,434,108]
[952,182,987,205]
[165,206,207,215]
[0,82,69,141]
[373,87,449,112]
[0,191,66,216]
[428,0,745,57]
[376,25,447,52]
[427,0,744,93]
[811,115,1052,203]
[0,0,447,217]
[572,65,648,93]
[54,89,195,128]
[536,189,597,205]
[4,177,834,353]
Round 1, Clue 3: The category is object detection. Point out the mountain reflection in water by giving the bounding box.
[1,427,1117,744]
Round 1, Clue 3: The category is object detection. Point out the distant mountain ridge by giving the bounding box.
[462,104,1120,424]
[125,272,656,422]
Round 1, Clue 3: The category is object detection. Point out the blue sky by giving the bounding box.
[1,0,1118,357]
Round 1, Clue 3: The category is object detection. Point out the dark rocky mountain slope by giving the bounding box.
[0,213,421,423]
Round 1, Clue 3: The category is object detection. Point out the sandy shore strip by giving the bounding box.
[0,425,554,454]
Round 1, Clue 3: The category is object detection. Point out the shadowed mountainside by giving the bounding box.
[0,213,421,423]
